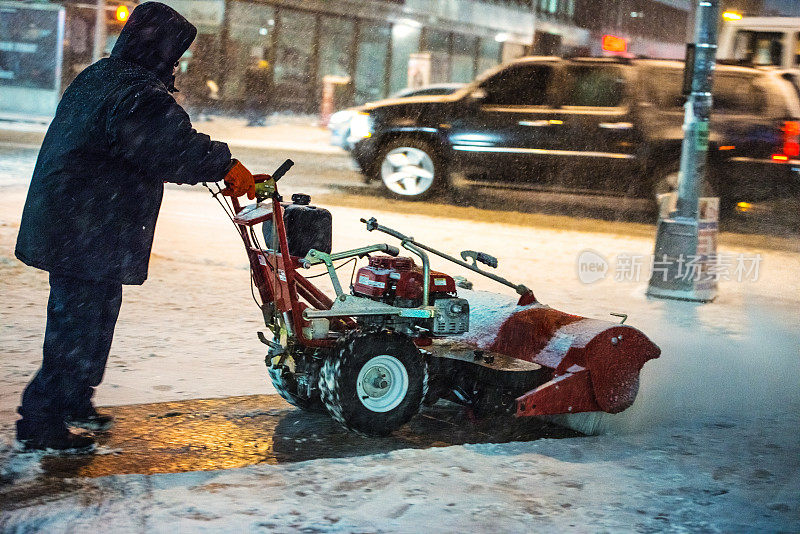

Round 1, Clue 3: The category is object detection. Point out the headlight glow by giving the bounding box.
[348,112,373,142]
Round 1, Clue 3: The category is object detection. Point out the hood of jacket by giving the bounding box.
[110,2,196,91]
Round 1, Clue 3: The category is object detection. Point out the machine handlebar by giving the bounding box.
[271,159,294,182]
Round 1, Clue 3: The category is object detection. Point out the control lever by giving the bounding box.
[461,250,498,269]
[271,159,294,182]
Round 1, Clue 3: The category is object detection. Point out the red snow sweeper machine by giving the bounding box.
[212,159,660,436]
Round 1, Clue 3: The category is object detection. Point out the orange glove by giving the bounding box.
[221,159,256,200]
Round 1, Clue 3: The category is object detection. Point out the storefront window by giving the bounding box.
[177,34,224,111]
[389,21,421,94]
[355,23,390,104]
[319,16,353,81]
[225,2,275,103]
[425,29,451,84]
[275,9,316,110]
[477,38,501,76]
[0,6,62,90]
[451,33,477,83]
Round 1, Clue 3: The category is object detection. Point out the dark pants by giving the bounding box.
[18,273,122,425]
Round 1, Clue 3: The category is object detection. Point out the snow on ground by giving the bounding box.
[1,414,797,532]
[1,153,798,531]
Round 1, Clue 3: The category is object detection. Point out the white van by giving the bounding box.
[718,17,800,70]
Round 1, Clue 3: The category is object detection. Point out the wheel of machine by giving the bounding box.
[318,330,428,436]
[375,137,445,200]
[268,364,326,413]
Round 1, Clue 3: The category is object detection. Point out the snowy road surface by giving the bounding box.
[0,148,798,531]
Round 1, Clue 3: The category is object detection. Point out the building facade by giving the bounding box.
[154,0,539,113]
[1,0,694,117]
[574,0,692,59]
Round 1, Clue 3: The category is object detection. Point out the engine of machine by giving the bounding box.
[352,255,469,336]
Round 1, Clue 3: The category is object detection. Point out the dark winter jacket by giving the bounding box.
[15,2,231,285]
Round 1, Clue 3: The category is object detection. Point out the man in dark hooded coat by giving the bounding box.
[14,2,257,452]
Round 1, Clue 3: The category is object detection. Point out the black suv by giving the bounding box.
[350,57,800,207]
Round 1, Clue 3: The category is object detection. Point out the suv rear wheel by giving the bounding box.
[374,137,445,200]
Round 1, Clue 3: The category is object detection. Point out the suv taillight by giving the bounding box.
[780,120,800,159]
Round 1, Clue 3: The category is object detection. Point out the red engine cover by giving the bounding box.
[395,269,456,300]
[353,265,392,298]
[352,255,456,301]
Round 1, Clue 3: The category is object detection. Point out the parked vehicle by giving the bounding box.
[718,16,800,70]
[328,84,465,150]
[350,56,800,208]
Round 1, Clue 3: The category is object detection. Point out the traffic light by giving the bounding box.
[115,5,129,23]
[106,2,135,27]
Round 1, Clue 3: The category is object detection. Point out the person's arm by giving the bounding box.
[107,83,232,185]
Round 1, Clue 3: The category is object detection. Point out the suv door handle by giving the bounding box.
[599,122,634,130]
[519,120,557,127]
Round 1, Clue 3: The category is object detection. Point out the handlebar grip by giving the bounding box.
[271,159,294,182]
[253,173,271,184]
[476,252,498,269]
[384,245,400,257]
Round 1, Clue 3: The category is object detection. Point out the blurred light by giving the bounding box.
[722,11,743,21]
[771,154,789,161]
[115,5,129,22]
[719,145,735,151]
[393,20,420,39]
[348,112,373,141]
[495,32,509,43]
[602,34,628,53]
[398,17,421,28]
[548,119,563,125]
[259,27,268,36]
[630,11,643,17]
[783,120,800,157]
[268,19,275,26]
[736,202,753,212]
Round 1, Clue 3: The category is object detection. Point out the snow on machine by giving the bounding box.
[214,160,661,436]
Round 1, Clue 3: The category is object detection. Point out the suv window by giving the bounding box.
[479,64,553,106]
[561,65,625,107]
[713,73,767,114]
[642,66,766,114]
[641,66,684,109]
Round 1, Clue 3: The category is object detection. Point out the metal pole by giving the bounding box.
[675,0,719,219]
[646,0,720,302]
[92,0,107,63]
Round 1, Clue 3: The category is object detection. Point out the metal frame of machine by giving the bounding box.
[215,160,660,436]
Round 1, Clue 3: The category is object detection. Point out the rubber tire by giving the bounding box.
[318,330,428,436]
[268,364,326,413]
[374,137,446,201]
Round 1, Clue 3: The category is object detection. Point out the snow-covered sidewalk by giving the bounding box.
[0,182,798,531]
[0,113,343,155]
[2,414,797,533]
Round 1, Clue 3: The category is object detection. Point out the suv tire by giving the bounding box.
[374,137,445,200]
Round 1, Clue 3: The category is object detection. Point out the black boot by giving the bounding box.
[16,419,95,453]
[65,407,114,432]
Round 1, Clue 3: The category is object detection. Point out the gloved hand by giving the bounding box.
[221,159,256,200]
[253,174,276,200]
